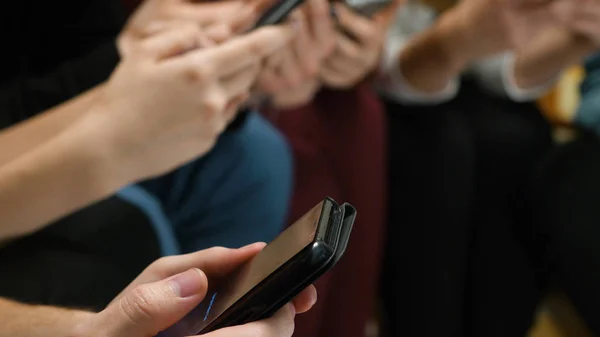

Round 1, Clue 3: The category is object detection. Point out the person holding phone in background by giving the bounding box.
[0,0,302,308]
[523,0,600,334]
[377,0,600,336]
[254,2,401,337]
[0,0,336,312]
[0,1,305,307]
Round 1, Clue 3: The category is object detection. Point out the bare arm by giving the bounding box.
[0,86,102,167]
[0,108,125,240]
[396,15,467,94]
[0,298,91,337]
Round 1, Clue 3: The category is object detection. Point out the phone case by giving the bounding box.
[200,198,355,332]
[157,198,356,337]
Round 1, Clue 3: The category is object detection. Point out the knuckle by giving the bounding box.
[149,256,172,277]
[201,94,228,118]
[120,285,159,326]
[204,246,229,256]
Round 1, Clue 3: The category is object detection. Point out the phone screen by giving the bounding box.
[158,202,325,337]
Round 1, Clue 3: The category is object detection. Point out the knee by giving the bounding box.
[234,112,293,201]
[218,112,294,240]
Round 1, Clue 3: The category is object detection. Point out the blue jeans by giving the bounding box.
[117,112,293,255]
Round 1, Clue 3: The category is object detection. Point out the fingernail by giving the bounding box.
[169,268,205,298]
[289,303,296,316]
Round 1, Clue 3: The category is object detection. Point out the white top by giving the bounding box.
[376,2,555,105]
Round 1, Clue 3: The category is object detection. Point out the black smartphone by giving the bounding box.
[156,198,356,337]
[343,0,392,17]
[251,0,306,29]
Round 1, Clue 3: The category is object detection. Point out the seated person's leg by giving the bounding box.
[382,97,475,337]
[532,134,600,336]
[463,86,553,337]
[140,112,293,252]
[0,196,161,311]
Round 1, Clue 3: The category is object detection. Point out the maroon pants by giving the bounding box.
[270,85,388,337]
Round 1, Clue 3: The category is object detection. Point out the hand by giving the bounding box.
[438,0,556,66]
[255,0,335,106]
[320,2,400,89]
[550,0,600,47]
[69,244,317,337]
[269,79,322,109]
[92,23,295,182]
[118,0,275,57]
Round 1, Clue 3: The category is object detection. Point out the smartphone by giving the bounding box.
[156,198,356,337]
[251,0,306,29]
[343,0,392,17]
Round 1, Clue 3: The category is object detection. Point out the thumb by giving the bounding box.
[98,268,208,337]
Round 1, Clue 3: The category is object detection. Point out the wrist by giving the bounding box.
[431,11,476,73]
[69,107,135,195]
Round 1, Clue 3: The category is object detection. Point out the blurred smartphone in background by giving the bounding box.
[251,0,307,29]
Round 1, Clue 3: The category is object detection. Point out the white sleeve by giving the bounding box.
[500,52,557,102]
[375,3,460,105]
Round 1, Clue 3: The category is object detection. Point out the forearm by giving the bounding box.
[0,111,125,239]
[0,298,92,337]
[512,29,595,90]
[0,86,102,167]
[397,14,469,93]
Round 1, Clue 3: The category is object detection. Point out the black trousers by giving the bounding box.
[531,133,600,336]
[382,82,553,337]
[0,197,161,311]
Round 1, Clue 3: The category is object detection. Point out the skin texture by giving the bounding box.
[0,245,317,337]
[0,22,295,240]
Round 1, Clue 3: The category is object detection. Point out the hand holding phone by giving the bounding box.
[157,198,356,337]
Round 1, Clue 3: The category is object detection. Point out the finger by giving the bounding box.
[99,269,208,337]
[333,3,377,43]
[170,1,245,26]
[320,63,354,88]
[289,10,319,76]
[324,51,363,75]
[139,23,205,60]
[277,47,305,88]
[334,31,365,63]
[159,243,266,279]
[221,62,262,98]
[306,0,335,56]
[177,25,295,79]
[115,243,266,301]
[224,93,250,123]
[202,303,296,337]
[257,51,288,93]
[291,285,317,314]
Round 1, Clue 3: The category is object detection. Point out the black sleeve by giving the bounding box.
[0,42,120,130]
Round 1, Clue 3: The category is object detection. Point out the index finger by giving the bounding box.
[181,25,296,77]
[112,243,266,303]
[306,0,336,56]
